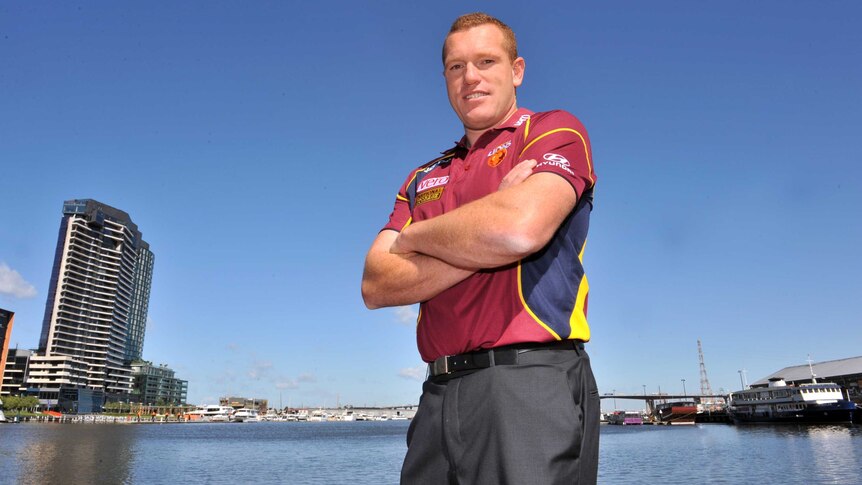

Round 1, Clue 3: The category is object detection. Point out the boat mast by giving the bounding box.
[806,354,818,384]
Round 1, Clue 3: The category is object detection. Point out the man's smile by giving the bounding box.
[465,92,489,100]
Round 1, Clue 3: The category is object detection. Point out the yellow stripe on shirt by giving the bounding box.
[519,128,595,187]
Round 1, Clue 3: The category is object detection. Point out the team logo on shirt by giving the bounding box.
[537,152,575,176]
[416,176,449,192]
[513,114,531,127]
[487,141,511,167]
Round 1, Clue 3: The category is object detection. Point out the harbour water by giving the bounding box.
[1,421,860,484]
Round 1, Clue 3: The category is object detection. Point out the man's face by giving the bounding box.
[443,24,525,134]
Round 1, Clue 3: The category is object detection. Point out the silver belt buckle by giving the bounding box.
[431,356,450,376]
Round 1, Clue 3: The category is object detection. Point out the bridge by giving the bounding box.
[600,394,728,413]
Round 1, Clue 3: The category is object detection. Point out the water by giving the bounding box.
[1,422,861,484]
[598,424,862,485]
[0,421,407,484]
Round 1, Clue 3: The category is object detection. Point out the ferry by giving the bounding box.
[654,401,697,425]
[728,378,855,424]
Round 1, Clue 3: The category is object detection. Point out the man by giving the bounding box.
[362,12,599,485]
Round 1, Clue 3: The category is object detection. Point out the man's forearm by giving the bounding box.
[392,173,577,269]
[362,232,474,309]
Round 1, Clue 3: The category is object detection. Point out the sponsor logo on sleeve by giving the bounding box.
[536,153,575,176]
[416,176,449,192]
[415,187,444,206]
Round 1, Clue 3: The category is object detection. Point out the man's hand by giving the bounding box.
[391,159,537,256]
[389,231,410,255]
[391,171,577,269]
[498,159,537,191]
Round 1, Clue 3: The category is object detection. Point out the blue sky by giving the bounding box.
[1,2,860,410]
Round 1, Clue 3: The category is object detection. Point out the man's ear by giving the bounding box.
[513,57,525,88]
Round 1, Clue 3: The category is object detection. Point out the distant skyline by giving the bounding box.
[2,2,860,410]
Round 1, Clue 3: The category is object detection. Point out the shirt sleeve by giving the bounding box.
[381,170,416,233]
[518,110,596,199]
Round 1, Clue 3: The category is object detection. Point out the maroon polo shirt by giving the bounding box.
[383,108,596,362]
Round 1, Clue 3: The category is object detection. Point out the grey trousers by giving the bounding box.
[401,344,600,485]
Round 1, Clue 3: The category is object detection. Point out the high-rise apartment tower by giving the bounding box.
[38,199,154,398]
[0,308,15,391]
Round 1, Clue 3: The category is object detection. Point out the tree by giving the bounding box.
[2,395,38,413]
[22,396,38,411]
[2,396,20,411]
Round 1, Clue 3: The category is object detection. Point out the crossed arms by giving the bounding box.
[361,159,578,309]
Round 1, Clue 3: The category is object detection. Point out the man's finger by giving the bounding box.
[498,159,537,190]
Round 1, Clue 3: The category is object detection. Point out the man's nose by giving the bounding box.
[463,62,480,84]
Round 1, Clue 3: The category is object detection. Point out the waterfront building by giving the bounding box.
[0,308,14,387]
[221,396,268,412]
[35,199,155,409]
[1,348,32,396]
[130,360,188,405]
[751,355,862,403]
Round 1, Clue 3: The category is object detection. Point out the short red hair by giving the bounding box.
[442,12,518,63]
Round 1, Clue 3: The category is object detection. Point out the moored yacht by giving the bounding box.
[202,405,234,422]
[261,410,280,421]
[233,408,260,423]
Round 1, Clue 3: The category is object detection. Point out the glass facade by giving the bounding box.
[130,361,188,405]
[126,245,154,362]
[1,349,32,396]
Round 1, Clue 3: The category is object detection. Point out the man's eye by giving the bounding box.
[481,59,495,66]
[449,64,463,71]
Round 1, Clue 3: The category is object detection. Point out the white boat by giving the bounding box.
[184,406,208,421]
[0,398,6,423]
[201,405,234,422]
[308,410,327,422]
[261,410,280,421]
[233,408,260,423]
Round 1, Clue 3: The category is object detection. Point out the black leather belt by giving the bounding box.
[428,340,583,378]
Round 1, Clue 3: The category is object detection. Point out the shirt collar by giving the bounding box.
[498,107,534,130]
[452,107,534,150]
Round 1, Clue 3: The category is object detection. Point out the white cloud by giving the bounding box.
[248,360,274,380]
[274,379,299,390]
[394,305,418,326]
[297,373,316,383]
[398,365,426,382]
[0,262,37,299]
